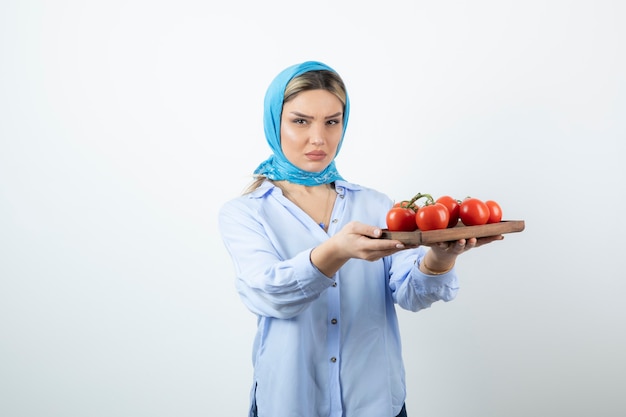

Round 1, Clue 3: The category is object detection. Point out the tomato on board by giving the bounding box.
[386,206,417,231]
[435,195,460,228]
[485,200,503,223]
[415,203,449,231]
[459,197,490,226]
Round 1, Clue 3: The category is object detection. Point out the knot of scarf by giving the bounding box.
[253,61,350,186]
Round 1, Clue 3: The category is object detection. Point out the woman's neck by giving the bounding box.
[274,181,336,231]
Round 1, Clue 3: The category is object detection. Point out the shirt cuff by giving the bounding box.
[292,249,336,298]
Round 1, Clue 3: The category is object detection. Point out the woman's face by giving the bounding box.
[280,89,344,173]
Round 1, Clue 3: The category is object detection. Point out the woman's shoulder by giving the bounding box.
[219,180,274,214]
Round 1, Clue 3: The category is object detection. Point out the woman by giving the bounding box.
[218,61,501,417]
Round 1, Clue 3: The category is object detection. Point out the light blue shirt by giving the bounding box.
[218,180,459,417]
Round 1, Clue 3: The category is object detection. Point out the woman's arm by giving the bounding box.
[219,199,335,319]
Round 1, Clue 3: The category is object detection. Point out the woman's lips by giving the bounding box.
[306,151,327,161]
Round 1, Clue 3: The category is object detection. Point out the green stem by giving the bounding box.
[407,192,434,207]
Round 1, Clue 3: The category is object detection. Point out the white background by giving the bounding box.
[1,1,625,416]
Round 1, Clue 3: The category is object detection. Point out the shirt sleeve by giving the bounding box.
[219,198,335,319]
[388,248,460,312]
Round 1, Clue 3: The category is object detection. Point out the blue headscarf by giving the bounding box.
[253,61,350,185]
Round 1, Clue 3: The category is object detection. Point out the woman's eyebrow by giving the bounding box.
[288,111,312,118]
[325,112,343,119]
[288,111,343,119]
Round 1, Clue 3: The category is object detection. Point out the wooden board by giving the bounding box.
[380,220,525,245]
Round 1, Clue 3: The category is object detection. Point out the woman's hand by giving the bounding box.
[311,221,416,277]
[422,235,504,274]
[336,221,419,260]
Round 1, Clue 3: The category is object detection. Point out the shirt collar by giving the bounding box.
[247,179,363,200]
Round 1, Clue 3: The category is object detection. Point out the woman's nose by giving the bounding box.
[310,124,325,145]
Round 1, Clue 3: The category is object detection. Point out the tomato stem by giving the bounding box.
[407,192,435,207]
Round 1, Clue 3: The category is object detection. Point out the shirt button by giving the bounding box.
[331,318,338,325]
[332,282,337,287]
[330,357,337,363]
[332,219,338,224]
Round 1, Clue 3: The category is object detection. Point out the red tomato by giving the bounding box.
[386,206,417,231]
[459,197,490,226]
[485,200,503,223]
[415,203,449,231]
[435,195,460,228]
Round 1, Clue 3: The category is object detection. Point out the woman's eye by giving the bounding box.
[327,119,340,126]
[293,118,307,125]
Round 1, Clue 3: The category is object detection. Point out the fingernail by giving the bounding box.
[374,229,381,237]
[396,243,405,249]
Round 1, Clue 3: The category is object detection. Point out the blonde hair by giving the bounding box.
[244,70,348,194]
[283,70,347,107]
